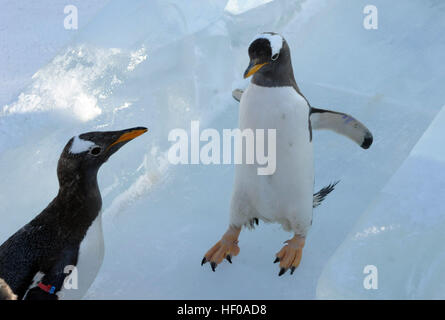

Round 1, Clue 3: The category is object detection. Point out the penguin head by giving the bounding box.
[244,32,292,80]
[58,127,148,180]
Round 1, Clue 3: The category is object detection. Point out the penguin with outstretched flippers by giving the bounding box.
[203,32,373,276]
[0,127,147,299]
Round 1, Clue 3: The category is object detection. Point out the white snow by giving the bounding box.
[252,33,283,58]
[0,0,444,300]
[69,136,96,154]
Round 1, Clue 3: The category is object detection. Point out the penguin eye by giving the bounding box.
[271,53,279,61]
[89,147,102,156]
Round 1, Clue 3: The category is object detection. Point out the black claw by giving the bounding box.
[201,257,207,266]
[210,262,217,272]
[290,267,296,275]
[273,257,280,264]
[226,255,232,263]
[254,218,259,225]
[278,268,287,276]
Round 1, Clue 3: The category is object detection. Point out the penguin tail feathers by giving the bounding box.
[313,181,339,208]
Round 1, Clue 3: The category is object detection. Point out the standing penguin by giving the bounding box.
[202,32,373,276]
[0,127,147,299]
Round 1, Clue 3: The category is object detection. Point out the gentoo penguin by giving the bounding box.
[0,127,147,299]
[202,32,373,276]
[0,278,16,300]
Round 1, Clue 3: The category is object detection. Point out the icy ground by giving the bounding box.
[0,0,444,299]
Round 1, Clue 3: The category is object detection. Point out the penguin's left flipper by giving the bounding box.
[310,107,373,149]
[232,89,244,102]
[24,247,78,300]
[25,287,58,300]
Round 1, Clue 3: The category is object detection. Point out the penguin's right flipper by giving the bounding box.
[310,108,373,149]
[232,89,244,102]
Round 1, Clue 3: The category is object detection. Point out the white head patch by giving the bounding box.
[252,33,283,58]
[69,136,96,154]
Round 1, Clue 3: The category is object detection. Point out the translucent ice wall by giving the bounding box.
[317,104,445,299]
[0,0,444,299]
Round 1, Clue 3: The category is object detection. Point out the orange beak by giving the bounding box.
[107,128,148,151]
[244,61,269,78]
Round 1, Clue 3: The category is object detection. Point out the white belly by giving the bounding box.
[58,213,105,300]
[230,83,314,235]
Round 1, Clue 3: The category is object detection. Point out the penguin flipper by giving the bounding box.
[232,89,244,102]
[310,107,373,149]
[24,286,58,300]
[24,246,78,300]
